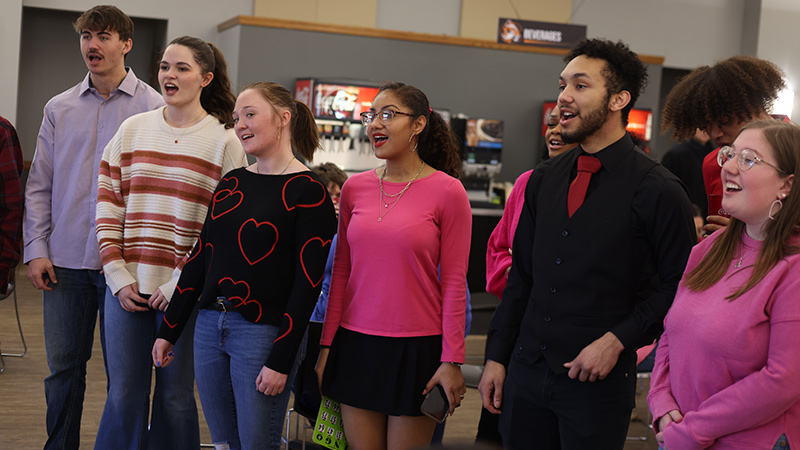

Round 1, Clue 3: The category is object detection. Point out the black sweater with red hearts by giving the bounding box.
[158,167,337,374]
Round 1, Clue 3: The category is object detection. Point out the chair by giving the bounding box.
[627,371,654,441]
[284,321,323,450]
[0,269,26,373]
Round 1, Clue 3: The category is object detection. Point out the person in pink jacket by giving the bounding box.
[485,105,576,299]
[648,120,800,449]
[478,105,576,444]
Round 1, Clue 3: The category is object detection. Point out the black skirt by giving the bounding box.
[321,327,442,416]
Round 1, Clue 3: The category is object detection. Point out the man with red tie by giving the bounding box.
[478,39,696,449]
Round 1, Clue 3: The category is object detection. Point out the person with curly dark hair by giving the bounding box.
[315,82,471,450]
[661,56,786,234]
[311,162,348,216]
[479,38,695,449]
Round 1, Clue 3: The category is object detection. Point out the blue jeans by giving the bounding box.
[42,267,107,450]
[194,303,303,450]
[94,287,199,450]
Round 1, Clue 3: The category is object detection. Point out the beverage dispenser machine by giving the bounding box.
[295,78,380,171]
[451,116,504,206]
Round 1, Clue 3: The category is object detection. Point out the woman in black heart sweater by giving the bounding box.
[152,82,336,450]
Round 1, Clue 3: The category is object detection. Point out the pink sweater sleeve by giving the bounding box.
[486,170,532,299]
[647,235,712,430]
[647,325,680,431]
[438,178,472,363]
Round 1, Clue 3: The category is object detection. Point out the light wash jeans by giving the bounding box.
[194,300,302,450]
[42,267,107,450]
[94,287,199,450]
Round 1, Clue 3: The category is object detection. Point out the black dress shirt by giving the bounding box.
[661,139,716,217]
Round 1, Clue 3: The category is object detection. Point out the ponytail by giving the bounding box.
[419,110,461,178]
[292,100,321,162]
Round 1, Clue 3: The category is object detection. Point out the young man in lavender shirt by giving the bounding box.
[23,5,163,449]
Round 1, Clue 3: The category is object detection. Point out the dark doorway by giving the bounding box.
[15,6,167,162]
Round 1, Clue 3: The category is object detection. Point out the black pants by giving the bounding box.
[499,354,635,450]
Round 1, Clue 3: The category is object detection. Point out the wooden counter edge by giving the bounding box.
[218,15,665,65]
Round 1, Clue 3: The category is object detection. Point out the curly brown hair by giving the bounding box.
[564,39,648,125]
[311,162,348,188]
[377,82,461,178]
[661,56,786,141]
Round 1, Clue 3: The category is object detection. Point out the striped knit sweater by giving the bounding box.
[96,107,247,298]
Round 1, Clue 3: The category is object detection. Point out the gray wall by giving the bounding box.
[225,24,663,182]
[15,7,167,162]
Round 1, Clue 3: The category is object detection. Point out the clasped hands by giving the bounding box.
[478,332,624,413]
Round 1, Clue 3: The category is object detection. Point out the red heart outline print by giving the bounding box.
[273,313,293,344]
[184,237,202,266]
[238,219,279,266]
[204,243,214,273]
[300,237,332,287]
[218,277,262,322]
[175,285,195,295]
[218,277,250,305]
[282,174,326,211]
[211,176,243,219]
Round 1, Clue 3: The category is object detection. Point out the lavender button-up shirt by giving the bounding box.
[24,68,164,270]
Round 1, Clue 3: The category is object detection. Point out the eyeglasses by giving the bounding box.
[360,109,414,126]
[717,146,787,174]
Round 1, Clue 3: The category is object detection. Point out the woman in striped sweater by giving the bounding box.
[94,36,247,450]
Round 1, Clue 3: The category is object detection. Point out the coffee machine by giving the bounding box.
[451,116,504,206]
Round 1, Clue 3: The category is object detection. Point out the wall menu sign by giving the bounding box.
[497,18,587,49]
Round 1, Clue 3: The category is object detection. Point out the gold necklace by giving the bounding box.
[257,156,295,175]
[164,109,207,144]
[378,161,425,222]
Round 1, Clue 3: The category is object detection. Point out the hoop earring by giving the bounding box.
[768,198,783,220]
[277,125,282,142]
[409,133,417,152]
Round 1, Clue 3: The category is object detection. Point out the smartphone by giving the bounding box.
[420,384,449,424]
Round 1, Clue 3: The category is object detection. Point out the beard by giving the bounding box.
[560,95,610,144]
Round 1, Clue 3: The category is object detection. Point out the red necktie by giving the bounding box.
[567,155,602,217]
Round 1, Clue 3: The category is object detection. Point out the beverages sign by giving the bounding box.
[498,18,586,49]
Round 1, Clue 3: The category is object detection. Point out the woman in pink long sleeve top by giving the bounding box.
[485,105,576,299]
[648,120,800,449]
[315,82,471,450]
